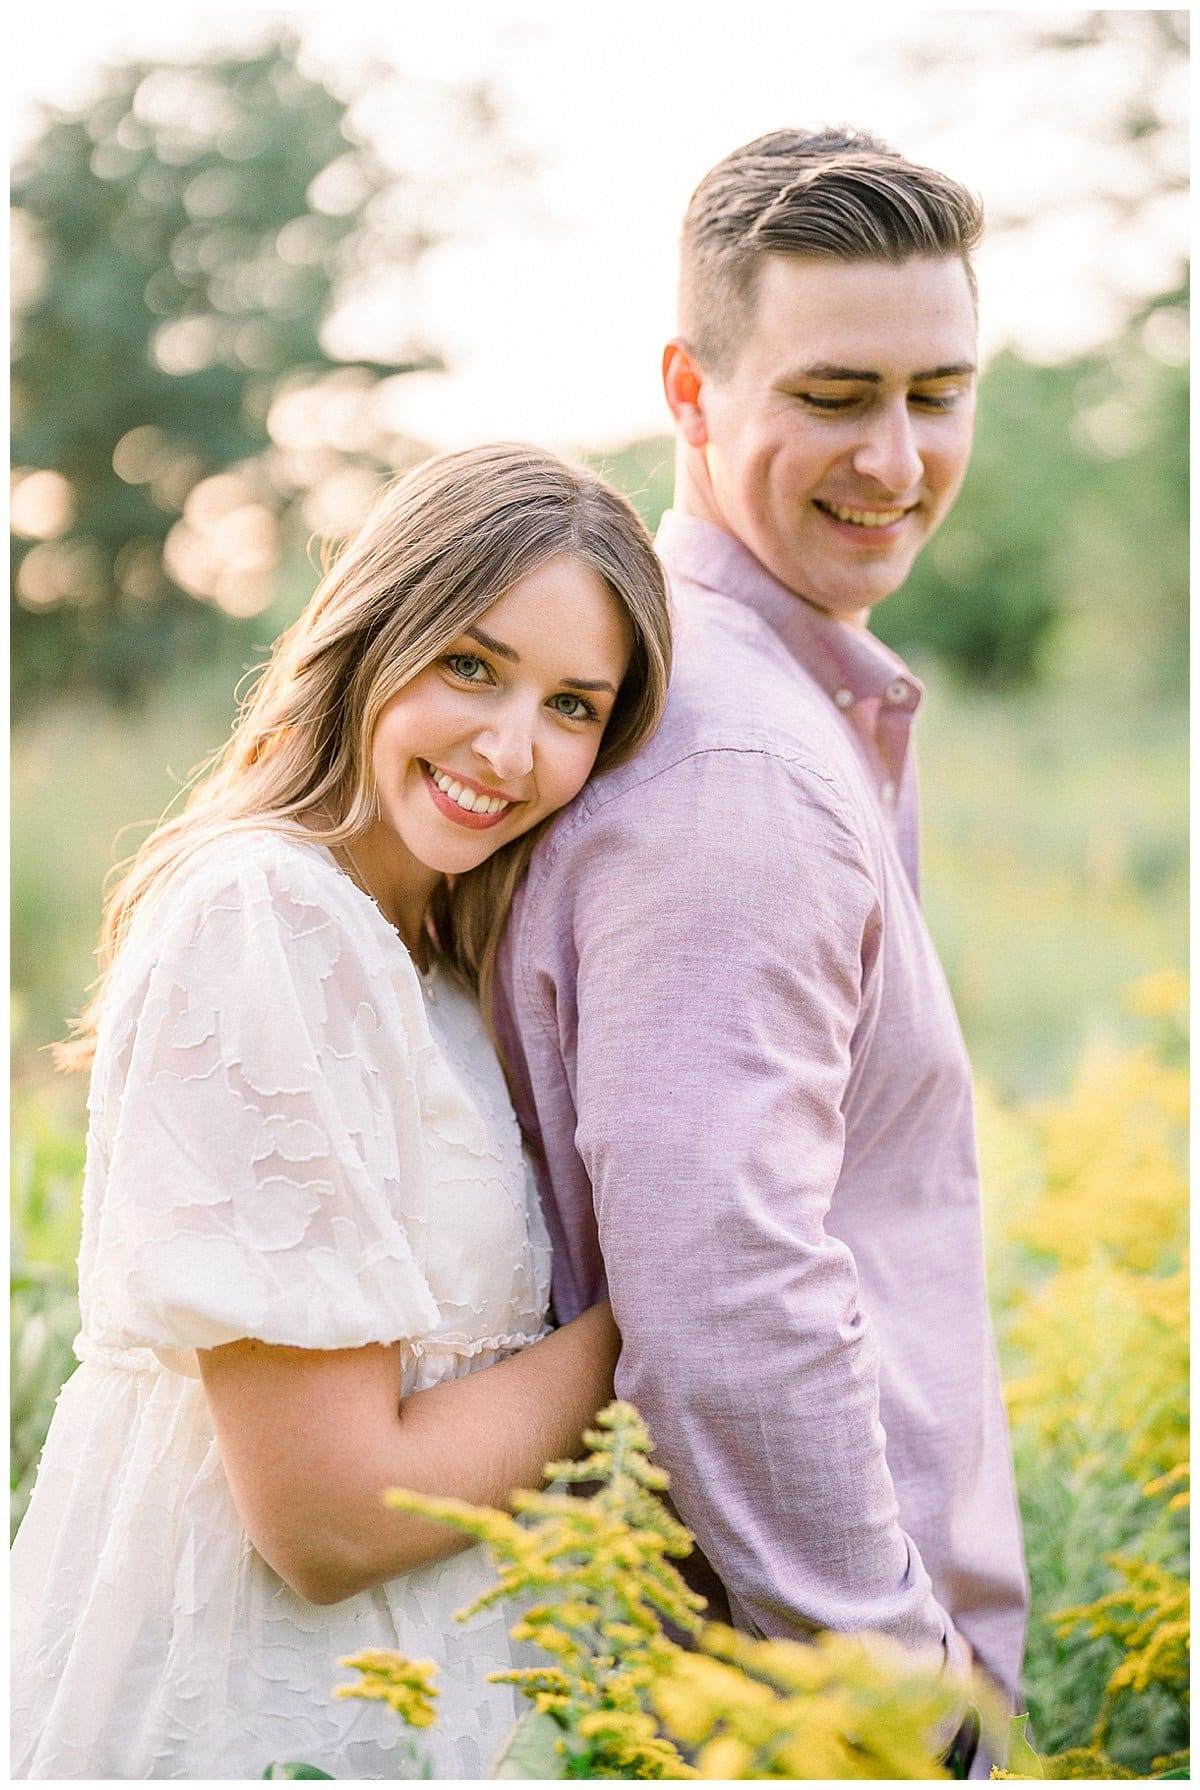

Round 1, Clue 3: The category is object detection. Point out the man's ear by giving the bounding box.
[662,340,709,447]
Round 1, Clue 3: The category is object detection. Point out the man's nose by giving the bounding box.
[471,705,535,783]
[851,401,924,494]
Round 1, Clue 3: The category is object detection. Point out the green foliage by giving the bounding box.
[1046,1467,1190,1780]
[1004,1713,1045,1777]
[9,633,275,1063]
[492,1707,573,1777]
[10,1093,85,1538]
[587,438,675,538]
[10,1269,81,1543]
[980,982,1189,1777]
[916,676,1185,1099]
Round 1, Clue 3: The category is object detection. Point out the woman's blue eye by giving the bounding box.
[549,692,599,722]
[445,653,488,681]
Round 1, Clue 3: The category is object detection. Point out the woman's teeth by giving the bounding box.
[426,764,511,815]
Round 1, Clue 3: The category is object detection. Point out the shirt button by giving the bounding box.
[833,687,854,709]
[880,779,897,803]
[885,679,911,705]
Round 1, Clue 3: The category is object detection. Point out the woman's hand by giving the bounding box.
[198,1299,620,1605]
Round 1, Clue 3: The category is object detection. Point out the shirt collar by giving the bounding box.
[655,509,924,719]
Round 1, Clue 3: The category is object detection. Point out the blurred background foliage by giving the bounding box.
[9,13,1189,1772]
[11,30,519,708]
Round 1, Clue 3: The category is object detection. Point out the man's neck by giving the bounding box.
[671,440,722,530]
[666,469,872,632]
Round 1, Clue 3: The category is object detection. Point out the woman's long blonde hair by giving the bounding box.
[60,443,671,1071]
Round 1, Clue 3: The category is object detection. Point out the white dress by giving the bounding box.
[10,828,553,1780]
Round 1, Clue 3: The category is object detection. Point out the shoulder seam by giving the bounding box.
[538,742,853,869]
[513,744,873,1025]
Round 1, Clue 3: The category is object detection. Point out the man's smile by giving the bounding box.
[813,498,917,529]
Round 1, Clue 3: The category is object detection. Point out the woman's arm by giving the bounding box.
[197,1301,620,1605]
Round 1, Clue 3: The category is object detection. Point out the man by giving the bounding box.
[494,127,1027,1726]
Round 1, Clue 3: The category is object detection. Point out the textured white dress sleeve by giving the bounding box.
[82,831,445,1356]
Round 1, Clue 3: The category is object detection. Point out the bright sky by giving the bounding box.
[11,4,1189,452]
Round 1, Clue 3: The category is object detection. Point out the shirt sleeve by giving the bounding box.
[513,747,969,1668]
[86,843,443,1356]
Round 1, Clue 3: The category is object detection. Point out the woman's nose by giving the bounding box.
[471,708,535,783]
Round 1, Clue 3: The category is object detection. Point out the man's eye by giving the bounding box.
[444,653,489,682]
[911,389,964,411]
[796,394,857,411]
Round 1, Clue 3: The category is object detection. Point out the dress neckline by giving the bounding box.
[306,837,442,1000]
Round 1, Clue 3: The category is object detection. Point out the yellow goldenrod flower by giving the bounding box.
[332,1649,439,1729]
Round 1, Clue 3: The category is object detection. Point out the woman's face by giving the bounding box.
[369,552,633,884]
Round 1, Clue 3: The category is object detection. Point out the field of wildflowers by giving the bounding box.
[12,972,1188,1777]
[977,970,1189,1777]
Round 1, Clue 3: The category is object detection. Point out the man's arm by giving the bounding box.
[521,748,968,1666]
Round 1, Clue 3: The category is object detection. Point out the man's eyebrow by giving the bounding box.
[783,361,977,383]
[465,627,618,696]
[914,362,977,381]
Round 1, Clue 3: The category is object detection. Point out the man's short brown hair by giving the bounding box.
[678,126,984,375]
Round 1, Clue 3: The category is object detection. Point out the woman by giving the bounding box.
[11,444,672,1779]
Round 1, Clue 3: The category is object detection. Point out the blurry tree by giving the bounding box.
[895,10,1188,255]
[11,31,522,708]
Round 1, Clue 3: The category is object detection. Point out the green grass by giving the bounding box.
[1013,1435,1187,1770]
[10,1091,85,1537]
[914,665,1186,1097]
[12,660,247,1098]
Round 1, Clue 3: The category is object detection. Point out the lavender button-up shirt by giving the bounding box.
[494,511,1028,1698]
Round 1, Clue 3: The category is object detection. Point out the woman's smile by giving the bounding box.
[420,759,518,829]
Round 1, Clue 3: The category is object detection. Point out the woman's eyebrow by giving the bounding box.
[465,627,618,696]
[466,625,518,661]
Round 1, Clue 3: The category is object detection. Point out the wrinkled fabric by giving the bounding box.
[494,511,1028,1701]
[12,829,551,1780]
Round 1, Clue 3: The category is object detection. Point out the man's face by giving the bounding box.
[687,254,978,623]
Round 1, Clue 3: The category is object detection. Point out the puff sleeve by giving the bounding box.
[79,835,444,1359]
